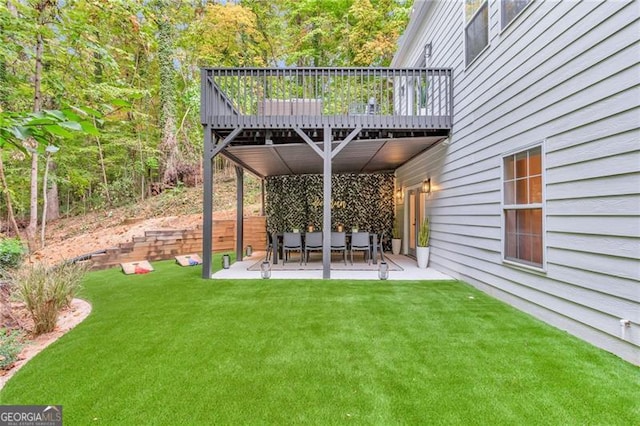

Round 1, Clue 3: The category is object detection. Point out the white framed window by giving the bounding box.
[502,144,544,269]
[501,0,533,30]
[465,0,489,66]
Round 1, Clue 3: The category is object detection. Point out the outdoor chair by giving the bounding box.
[283,232,303,265]
[350,231,371,265]
[265,232,274,262]
[330,232,347,265]
[304,231,323,264]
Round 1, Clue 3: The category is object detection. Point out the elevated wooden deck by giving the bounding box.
[201,67,453,143]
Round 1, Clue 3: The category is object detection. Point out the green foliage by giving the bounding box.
[392,218,400,239]
[418,217,430,247]
[0,328,24,370]
[182,3,270,67]
[280,0,412,66]
[0,0,415,222]
[0,109,99,151]
[0,238,26,270]
[13,262,87,336]
[266,173,395,238]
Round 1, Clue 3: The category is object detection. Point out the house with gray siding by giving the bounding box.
[392,0,639,364]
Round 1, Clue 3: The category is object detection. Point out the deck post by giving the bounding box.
[202,126,214,278]
[202,127,243,279]
[260,179,265,216]
[235,166,244,262]
[322,126,332,279]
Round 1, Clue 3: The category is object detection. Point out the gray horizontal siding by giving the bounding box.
[395,0,640,364]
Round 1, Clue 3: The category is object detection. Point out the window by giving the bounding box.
[503,146,544,268]
[465,0,489,66]
[501,0,532,30]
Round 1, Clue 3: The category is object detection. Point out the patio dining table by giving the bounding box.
[271,231,381,265]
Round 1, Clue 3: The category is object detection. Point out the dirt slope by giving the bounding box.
[30,179,261,265]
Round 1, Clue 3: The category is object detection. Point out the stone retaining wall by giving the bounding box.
[89,216,266,270]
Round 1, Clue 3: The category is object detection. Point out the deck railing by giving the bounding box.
[201,67,453,130]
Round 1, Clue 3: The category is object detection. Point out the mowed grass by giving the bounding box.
[1,256,638,425]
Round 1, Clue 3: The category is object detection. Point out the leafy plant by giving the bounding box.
[392,219,400,239]
[13,262,87,336]
[418,217,430,247]
[0,238,26,270]
[0,328,24,370]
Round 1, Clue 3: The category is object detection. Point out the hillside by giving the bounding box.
[32,173,262,265]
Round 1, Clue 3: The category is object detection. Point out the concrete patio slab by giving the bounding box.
[211,252,454,281]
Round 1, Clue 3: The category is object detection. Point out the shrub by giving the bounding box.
[392,219,400,239]
[0,328,24,370]
[0,238,26,270]
[418,217,430,247]
[13,262,87,336]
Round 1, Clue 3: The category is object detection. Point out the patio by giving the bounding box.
[212,251,454,281]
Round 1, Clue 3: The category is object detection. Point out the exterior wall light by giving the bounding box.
[424,42,433,60]
[421,178,431,194]
[396,188,404,202]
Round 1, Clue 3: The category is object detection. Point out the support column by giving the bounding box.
[202,126,214,278]
[201,127,243,279]
[322,126,332,279]
[260,179,265,216]
[235,165,244,262]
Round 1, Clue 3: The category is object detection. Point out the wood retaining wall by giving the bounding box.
[90,216,266,270]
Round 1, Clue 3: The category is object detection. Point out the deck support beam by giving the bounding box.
[202,125,214,278]
[322,126,332,279]
[202,127,243,279]
[235,165,244,263]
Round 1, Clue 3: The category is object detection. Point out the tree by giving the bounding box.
[152,0,180,188]
[347,0,411,66]
[0,0,415,239]
[0,108,99,242]
[182,2,271,67]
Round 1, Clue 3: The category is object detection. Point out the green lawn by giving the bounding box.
[1,256,638,424]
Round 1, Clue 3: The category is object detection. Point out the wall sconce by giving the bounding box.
[260,261,271,279]
[378,262,389,280]
[421,179,431,194]
[396,188,404,202]
[424,42,433,60]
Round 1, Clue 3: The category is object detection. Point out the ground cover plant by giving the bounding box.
[0,328,23,370]
[0,255,638,424]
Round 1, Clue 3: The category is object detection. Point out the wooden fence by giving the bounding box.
[89,216,266,270]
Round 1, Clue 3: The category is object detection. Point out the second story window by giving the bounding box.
[501,0,533,30]
[465,0,489,66]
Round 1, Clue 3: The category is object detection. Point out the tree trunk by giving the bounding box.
[0,150,21,238]
[94,133,111,205]
[40,151,51,248]
[26,26,44,251]
[45,160,59,220]
[26,146,39,250]
[156,1,180,187]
